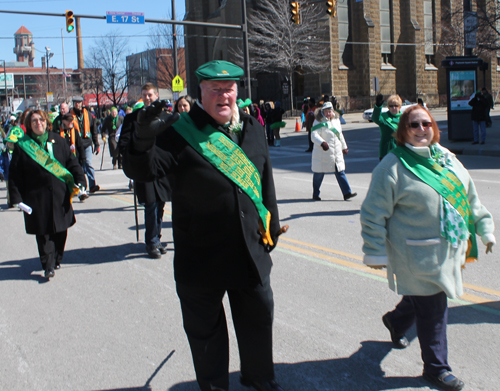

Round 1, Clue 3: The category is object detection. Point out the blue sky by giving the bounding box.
[0,0,186,70]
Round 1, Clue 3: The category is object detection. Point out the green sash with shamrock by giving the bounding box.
[172,113,273,246]
[311,121,342,142]
[17,135,79,199]
[391,145,477,262]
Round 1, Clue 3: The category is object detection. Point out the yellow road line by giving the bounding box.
[279,237,500,306]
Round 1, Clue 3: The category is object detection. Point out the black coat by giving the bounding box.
[469,94,488,122]
[71,108,98,150]
[101,115,124,137]
[118,110,171,204]
[122,103,280,288]
[8,132,86,235]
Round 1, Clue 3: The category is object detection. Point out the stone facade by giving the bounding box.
[184,0,500,110]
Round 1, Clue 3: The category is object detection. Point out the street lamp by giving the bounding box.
[45,46,54,94]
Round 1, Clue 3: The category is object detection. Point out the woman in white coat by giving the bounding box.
[311,101,357,201]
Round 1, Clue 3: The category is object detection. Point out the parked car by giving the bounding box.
[363,100,415,122]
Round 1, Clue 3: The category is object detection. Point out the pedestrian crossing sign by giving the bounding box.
[172,75,184,92]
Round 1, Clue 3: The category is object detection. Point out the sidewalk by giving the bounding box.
[283,107,500,157]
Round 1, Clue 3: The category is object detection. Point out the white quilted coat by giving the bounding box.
[311,112,347,173]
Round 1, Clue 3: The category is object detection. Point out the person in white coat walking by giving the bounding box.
[311,101,357,201]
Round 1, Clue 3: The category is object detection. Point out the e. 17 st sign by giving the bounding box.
[106,11,145,24]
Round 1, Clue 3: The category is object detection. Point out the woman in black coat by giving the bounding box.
[8,110,87,279]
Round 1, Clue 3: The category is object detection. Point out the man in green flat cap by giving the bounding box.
[121,60,284,391]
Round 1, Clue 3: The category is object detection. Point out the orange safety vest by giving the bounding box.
[60,126,77,156]
[71,108,91,139]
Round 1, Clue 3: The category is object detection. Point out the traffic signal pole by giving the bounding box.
[0,9,251,99]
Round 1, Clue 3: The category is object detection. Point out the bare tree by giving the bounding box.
[440,1,500,55]
[87,32,130,107]
[147,22,186,90]
[233,0,330,109]
[84,50,105,116]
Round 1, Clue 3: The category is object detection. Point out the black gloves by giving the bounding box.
[136,100,180,139]
[133,100,180,152]
[0,172,4,181]
[375,94,384,107]
[321,142,329,151]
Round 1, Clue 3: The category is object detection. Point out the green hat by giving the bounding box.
[133,100,144,112]
[5,126,24,143]
[195,60,244,83]
[237,98,252,108]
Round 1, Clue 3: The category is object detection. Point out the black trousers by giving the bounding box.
[386,292,451,376]
[176,275,275,391]
[35,230,68,271]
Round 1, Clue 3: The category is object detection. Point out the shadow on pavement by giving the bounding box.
[280,209,360,222]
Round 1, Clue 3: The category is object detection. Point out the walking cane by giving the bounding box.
[133,183,139,242]
[100,138,106,170]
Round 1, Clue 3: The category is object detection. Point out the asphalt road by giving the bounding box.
[1,115,499,391]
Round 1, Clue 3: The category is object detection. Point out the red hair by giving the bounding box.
[396,105,440,146]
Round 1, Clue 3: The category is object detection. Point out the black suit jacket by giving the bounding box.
[118,110,171,204]
[122,103,280,288]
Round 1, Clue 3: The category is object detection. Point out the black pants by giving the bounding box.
[176,276,275,391]
[386,292,451,376]
[35,231,68,271]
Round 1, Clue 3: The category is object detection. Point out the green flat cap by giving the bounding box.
[195,60,244,83]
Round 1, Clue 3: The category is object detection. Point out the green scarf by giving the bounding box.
[384,112,401,131]
[17,134,79,200]
[391,145,477,262]
[172,113,273,246]
[311,120,342,142]
[112,116,117,130]
[33,131,49,147]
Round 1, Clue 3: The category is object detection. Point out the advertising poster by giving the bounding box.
[450,70,475,110]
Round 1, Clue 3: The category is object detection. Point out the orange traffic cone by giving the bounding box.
[295,118,301,132]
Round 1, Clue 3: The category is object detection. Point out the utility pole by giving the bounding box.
[241,0,251,100]
[61,28,67,101]
[171,0,178,78]
[2,60,7,108]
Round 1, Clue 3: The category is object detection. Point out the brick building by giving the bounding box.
[184,0,500,111]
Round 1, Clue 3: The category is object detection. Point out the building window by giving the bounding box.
[380,0,393,64]
[426,54,435,66]
[423,0,434,56]
[338,0,352,68]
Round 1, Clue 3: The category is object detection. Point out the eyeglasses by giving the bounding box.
[31,118,46,124]
[410,121,432,128]
[210,88,236,96]
[389,105,400,108]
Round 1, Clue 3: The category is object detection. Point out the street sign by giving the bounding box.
[0,73,14,89]
[46,92,54,103]
[106,11,145,24]
[172,75,184,92]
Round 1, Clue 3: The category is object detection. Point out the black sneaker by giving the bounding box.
[89,185,100,194]
[146,245,161,259]
[471,141,479,145]
[240,377,285,391]
[344,192,357,201]
[382,313,409,349]
[423,371,464,391]
[157,243,167,254]
[312,195,321,201]
[44,268,55,279]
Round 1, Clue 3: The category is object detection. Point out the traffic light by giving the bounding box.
[65,10,74,33]
[291,2,300,25]
[326,0,337,17]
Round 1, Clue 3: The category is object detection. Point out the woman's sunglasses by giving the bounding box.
[410,121,432,128]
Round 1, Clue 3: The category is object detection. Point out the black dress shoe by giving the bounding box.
[312,195,321,201]
[157,243,167,254]
[343,192,357,201]
[240,377,285,391]
[382,313,409,349]
[89,185,100,193]
[55,264,61,270]
[44,268,55,279]
[471,141,479,145]
[146,245,161,259]
[480,141,485,145]
[423,371,464,391]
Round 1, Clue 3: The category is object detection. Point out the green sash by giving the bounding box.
[17,134,79,199]
[311,121,342,142]
[172,113,274,246]
[391,146,478,261]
